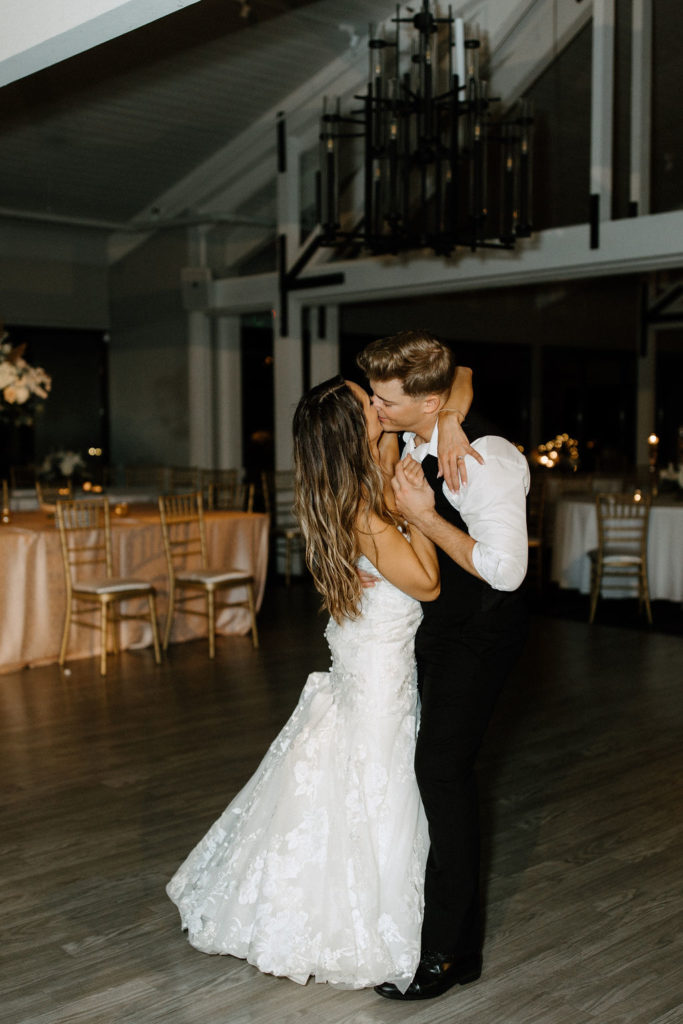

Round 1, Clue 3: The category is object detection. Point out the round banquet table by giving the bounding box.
[550,493,683,602]
[0,505,270,674]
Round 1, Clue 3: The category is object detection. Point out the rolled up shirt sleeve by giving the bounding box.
[443,436,530,591]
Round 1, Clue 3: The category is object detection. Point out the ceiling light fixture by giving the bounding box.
[318,0,533,257]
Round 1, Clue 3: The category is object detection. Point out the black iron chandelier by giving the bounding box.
[318,1,533,257]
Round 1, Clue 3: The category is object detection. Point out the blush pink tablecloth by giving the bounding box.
[0,506,270,673]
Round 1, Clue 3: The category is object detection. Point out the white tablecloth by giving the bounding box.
[551,494,683,602]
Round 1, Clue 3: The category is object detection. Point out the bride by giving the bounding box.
[166,372,471,992]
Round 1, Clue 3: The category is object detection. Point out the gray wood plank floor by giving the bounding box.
[1,581,681,1024]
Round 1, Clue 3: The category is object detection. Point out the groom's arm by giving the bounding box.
[395,448,529,591]
[392,457,481,580]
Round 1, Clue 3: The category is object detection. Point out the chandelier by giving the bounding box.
[319,1,533,257]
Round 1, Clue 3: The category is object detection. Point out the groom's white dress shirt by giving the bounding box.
[402,424,530,592]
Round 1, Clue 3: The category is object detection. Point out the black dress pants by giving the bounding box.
[414,595,527,956]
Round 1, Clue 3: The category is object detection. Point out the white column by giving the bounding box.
[630,0,652,215]
[215,315,242,470]
[187,310,214,468]
[590,0,615,222]
[309,304,340,386]
[274,300,304,470]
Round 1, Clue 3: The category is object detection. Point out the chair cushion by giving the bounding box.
[588,548,643,565]
[74,577,155,594]
[176,568,253,585]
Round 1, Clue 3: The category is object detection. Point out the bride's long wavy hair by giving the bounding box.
[293,375,395,623]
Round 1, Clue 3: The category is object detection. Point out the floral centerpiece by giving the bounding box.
[659,462,683,492]
[39,449,86,484]
[0,329,52,425]
[532,432,580,472]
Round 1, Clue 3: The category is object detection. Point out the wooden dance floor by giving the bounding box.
[1,579,681,1024]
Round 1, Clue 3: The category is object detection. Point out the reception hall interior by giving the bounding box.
[1,2,681,1023]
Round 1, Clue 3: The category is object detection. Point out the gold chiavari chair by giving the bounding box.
[201,468,238,503]
[208,479,255,512]
[261,469,304,586]
[55,498,162,675]
[36,478,73,510]
[201,468,244,510]
[588,492,653,625]
[169,466,200,492]
[123,464,168,491]
[158,491,259,658]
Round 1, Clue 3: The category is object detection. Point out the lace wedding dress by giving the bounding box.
[167,555,429,991]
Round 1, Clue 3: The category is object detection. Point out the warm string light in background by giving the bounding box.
[534,432,580,470]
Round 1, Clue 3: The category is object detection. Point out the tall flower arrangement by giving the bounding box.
[532,432,580,472]
[0,329,52,425]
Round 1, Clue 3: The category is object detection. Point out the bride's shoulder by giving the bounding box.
[354,503,395,540]
[355,504,408,564]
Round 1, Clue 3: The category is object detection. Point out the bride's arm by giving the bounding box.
[376,431,400,511]
[355,507,440,602]
[437,366,483,492]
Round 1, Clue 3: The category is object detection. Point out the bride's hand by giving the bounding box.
[437,412,482,493]
[357,567,380,589]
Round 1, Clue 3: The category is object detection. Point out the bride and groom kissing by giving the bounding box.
[167,329,530,1001]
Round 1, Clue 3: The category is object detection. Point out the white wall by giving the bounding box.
[0,220,109,328]
[0,0,201,86]
[108,230,190,469]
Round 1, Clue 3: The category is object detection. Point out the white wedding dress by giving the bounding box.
[166,555,429,991]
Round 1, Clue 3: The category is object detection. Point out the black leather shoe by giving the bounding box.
[374,950,482,1001]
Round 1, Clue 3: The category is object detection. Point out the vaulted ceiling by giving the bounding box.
[0,0,400,226]
[1,0,630,272]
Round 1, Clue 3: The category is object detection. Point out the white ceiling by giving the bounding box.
[0,0,595,255]
[0,0,401,225]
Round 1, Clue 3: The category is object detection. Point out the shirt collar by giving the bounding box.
[402,422,439,458]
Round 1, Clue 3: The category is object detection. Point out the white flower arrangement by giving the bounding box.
[533,432,580,471]
[0,330,52,424]
[39,450,86,482]
[659,462,683,490]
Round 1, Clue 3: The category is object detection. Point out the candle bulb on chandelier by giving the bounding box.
[648,433,659,496]
[1,479,10,524]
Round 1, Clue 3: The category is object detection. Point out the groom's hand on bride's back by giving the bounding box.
[357,567,380,589]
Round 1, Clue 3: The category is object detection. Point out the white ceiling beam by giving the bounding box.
[0,0,202,88]
[212,211,683,312]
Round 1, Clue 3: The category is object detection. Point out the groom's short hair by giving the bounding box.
[357,330,456,397]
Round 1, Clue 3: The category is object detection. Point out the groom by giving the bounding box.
[357,330,529,1001]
